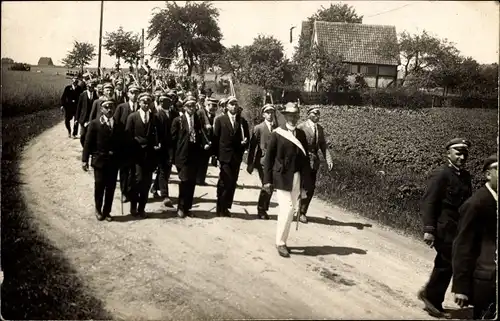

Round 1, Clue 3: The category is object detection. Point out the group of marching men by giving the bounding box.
[61,75,497,319]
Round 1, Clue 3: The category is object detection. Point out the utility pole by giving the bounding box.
[141,28,145,66]
[97,1,104,77]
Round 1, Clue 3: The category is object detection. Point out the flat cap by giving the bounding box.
[101,99,115,107]
[483,154,498,172]
[128,84,141,92]
[445,138,471,150]
[227,96,238,104]
[261,104,275,114]
[183,95,197,105]
[138,92,153,101]
[207,98,219,104]
[103,82,114,89]
[159,92,171,100]
[307,106,320,115]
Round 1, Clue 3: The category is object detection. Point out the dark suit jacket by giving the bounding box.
[196,108,215,155]
[247,120,275,171]
[61,84,83,109]
[125,110,158,167]
[113,90,127,105]
[452,185,497,297]
[114,101,138,128]
[82,119,124,169]
[297,120,332,171]
[171,113,207,168]
[89,98,104,122]
[155,108,178,160]
[420,164,472,241]
[75,90,99,124]
[213,113,250,164]
[263,125,312,192]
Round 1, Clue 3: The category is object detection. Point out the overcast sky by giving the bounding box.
[2,1,498,69]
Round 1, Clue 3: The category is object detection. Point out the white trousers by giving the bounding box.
[275,172,301,246]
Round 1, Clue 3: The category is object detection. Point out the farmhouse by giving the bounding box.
[37,57,54,66]
[303,21,400,91]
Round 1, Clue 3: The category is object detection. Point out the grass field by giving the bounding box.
[2,69,70,117]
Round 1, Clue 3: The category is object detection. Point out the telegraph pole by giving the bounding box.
[97,1,104,76]
[141,28,145,65]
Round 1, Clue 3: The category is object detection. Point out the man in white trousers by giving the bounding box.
[262,102,312,257]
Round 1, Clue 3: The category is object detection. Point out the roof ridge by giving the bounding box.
[314,20,396,29]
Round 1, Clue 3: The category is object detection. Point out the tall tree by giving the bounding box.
[147,1,223,76]
[103,26,142,70]
[217,45,248,82]
[61,41,96,73]
[308,43,349,92]
[293,3,363,86]
[244,35,286,89]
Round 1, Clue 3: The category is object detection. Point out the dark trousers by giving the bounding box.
[216,159,241,212]
[80,124,88,148]
[119,163,133,199]
[178,174,196,212]
[196,150,211,184]
[256,164,273,212]
[472,278,496,319]
[94,165,119,215]
[424,241,452,308]
[64,106,79,136]
[300,169,318,216]
[130,162,153,213]
[152,157,172,198]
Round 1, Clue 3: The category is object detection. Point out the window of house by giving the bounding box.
[378,66,397,76]
[360,65,377,76]
[350,64,359,74]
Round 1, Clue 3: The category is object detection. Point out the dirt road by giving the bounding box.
[19,122,459,320]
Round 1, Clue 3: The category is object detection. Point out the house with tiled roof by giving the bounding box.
[304,21,400,91]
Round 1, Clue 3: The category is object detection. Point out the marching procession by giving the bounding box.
[60,66,497,319]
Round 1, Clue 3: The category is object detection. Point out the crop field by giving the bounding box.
[2,69,70,117]
[301,105,498,237]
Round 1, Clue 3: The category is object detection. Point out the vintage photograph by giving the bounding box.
[1,1,498,320]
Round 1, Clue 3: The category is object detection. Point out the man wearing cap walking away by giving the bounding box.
[114,80,127,104]
[61,77,83,138]
[82,99,124,221]
[418,138,473,318]
[452,154,497,320]
[75,80,99,148]
[90,82,115,122]
[114,84,141,203]
[171,96,210,218]
[125,92,160,218]
[195,97,218,185]
[247,104,277,219]
[150,91,177,207]
[263,102,312,257]
[297,107,334,223]
[213,96,250,217]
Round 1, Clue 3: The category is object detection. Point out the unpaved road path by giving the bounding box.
[19,122,458,320]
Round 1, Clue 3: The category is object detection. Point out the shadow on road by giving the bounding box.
[307,216,373,230]
[288,246,367,256]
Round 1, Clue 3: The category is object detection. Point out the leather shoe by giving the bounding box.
[137,211,147,219]
[95,210,105,221]
[258,211,270,220]
[130,208,138,216]
[417,289,446,318]
[276,245,290,258]
[177,209,186,218]
[299,214,308,224]
[163,198,174,207]
[104,214,113,222]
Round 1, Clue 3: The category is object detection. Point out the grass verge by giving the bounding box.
[1,108,112,319]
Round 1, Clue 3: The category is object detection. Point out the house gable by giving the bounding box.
[37,57,54,66]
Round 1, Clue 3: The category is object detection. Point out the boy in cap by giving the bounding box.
[171,96,210,218]
[262,102,312,257]
[82,99,124,221]
[297,106,334,223]
[213,96,250,217]
[75,80,99,148]
[195,97,218,185]
[418,138,473,317]
[89,82,115,122]
[61,76,83,138]
[452,153,497,320]
[125,91,160,218]
[114,79,126,104]
[247,104,277,219]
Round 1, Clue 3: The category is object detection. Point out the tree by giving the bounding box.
[217,45,248,82]
[147,1,224,76]
[1,57,14,64]
[307,43,349,92]
[61,41,96,73]
[244,35,286,89]
[103,26,142,70]
[293,3,363,86]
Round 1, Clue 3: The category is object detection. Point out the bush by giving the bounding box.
[360,88,433,109]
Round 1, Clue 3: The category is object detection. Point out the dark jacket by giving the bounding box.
[75,90,99,124]
[82,118,124,169]
[263,125,312,192]
[114,101,138,128]
[452,185,497,297]
[196,107,215,154]
[247,120,275,171]
[155,108,179,160]
[297,120,333,171]
[125,110,158,167]
[171,113,207,168]
[61,84,83,109]
[420,164,472,242]
[213,113,250,163]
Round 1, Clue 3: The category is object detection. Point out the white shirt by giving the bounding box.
[101,115,114,129]
[186,113,194,130]
[486,182,498,202]
[129,101,136,112]
[87,90,93,100]
[155,102,162,112]
[285,123,296,136]
[228,113,236,128]
[264,120,273,132]
[139,109,150,124]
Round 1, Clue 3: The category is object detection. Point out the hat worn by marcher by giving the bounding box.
[128,84,141,92]
[103,82,114,90]
[101,99,115,107]
[184,95,197,105]
[483,154,498,172]
[445,138,471,150]
[281,102,299,114]
[138,92,153,101]
[227,96,238,104]
[307,106,320,115]
[261,104,275,114]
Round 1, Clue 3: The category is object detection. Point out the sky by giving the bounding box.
[2,1,499,69]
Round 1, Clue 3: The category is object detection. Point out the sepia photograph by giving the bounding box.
[1,1,498,320]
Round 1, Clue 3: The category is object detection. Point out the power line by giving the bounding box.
[365,3,414,18]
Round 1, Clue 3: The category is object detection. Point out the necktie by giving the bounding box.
[144,111,148,124]
[189,116,196,142]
